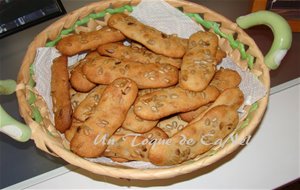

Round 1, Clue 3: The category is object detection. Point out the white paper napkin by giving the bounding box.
[130,0,204,38]
[218,57,267,113]
[33,48,86,122]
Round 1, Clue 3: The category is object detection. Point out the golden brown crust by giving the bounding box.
[52,14,244,165]
[65,119,82,142]
[210,68,241,92]
[70,78,138,157]
[107,13,187,58]
[179,104,211,122]
[180,31,219,91]
[103,134,151,161]
[69,52,100,92]
[121,88,163,134]
[82,55,178,89]
[56,26,125,56]
[73,85,106,122]
[190,88,244,124]
[66,85,106,141]
[51,55,72,133]
[209,88,244,111]
[70,91,88,110]
[179,69,241,122]
[104,127,168,161]
[70,62,96,92]
[149,105,239,165]
[97,42,182,68]
[156,116,188,137]
[216,48,226,64]
[143,127,169,140]
[134,86,220,120]
[110,157,129,163]
[116,127,169,139]
[122,106,159,133]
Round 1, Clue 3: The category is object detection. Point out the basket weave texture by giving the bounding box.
[16,0,270,180]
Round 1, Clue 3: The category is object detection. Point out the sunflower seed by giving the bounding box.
[105,49,114,54]
[170,94,178,99]
[147,39,155,45]
[151,106,158,112]
[205,118,211,126]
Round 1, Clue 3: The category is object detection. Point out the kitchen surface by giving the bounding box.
[0,0,299,189]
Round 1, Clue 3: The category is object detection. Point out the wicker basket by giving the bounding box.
[15,0,288,180]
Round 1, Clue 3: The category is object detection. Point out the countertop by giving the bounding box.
[0,0,299,189]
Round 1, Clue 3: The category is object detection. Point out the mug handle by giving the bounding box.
[0,80,31,142]
[236,10,292,70]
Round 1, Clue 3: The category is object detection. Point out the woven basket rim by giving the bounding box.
[16,0,270,180]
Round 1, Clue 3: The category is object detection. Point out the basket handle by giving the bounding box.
[0,80,31,142]
[236,10,292,70]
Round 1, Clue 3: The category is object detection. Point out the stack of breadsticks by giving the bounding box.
[51,13,243,166]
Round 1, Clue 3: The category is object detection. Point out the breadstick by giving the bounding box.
[190,88,244,124]
[210,68,241,92]
[179,85,242,126]
[180,31,219,91]
[180,72,242,123]
[104,127,168,161]
[51,55,72,133]
[156,115,188,137]
[66,85,106,141]
[97,42,182,68]
[122,106,158,133]
[65,119,82,142]
[107,13,187,58]
[179,104,211,122]
[70,90,88,110]
[134,86,220,120]
[110,157,128,163]
[115,127,169,140]
[103,134,151,162]
[73,85,106,122]
[149,105,239,165]
[56,26,125,56]
[69,52,99,92]
[70,78,138,157]
[82,56,178,89]
[216,48,226,64]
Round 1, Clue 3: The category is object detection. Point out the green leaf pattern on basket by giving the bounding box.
[45,5,255,70]
[27,64,42,123]
[45,5,133,47]
[30,105,42,123]
[185,13,255,69]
